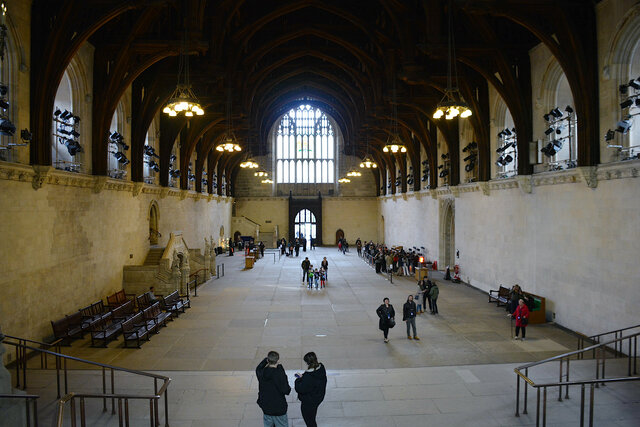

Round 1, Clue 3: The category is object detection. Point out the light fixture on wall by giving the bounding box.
[163,29,204,117]
[216,88,242,153]
[432,0,472,120]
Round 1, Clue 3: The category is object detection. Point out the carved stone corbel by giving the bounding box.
[132,182,144,197]
[93,176,108,193]
[31,165,51,190]
[180,189,188,200]
[478,182,490,196]
[159,187,169,199]
[451,186,460,198]
[516,176,533,194]
[579,166,598,188]
[430,189,437,199]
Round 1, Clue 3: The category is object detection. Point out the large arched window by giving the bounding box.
[275,105,334,184]
[294,209,316,242]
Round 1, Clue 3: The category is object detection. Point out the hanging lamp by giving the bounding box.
[433,0,472,120]
[360,132,378,168]
[383,80,407,153]
[216,88,241,153]
[163,29,204,117]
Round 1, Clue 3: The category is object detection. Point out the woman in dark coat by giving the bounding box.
[376,297,395,343]
[295,352,327,427]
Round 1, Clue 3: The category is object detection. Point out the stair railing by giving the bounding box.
[187,268,208,297]
[577,324,640,360]
[2,339,171,427]
[0,393,39,427]
[4,335,63,394]
[514,331,640,426]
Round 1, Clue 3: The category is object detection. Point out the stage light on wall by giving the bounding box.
[616,119,632,134]
[621,99,634,109]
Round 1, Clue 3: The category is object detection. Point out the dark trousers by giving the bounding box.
[302,269,309,282]
[424,294,430,311]
[301,403,319,427]
[382,326,389,339]
[515,326,526,338]
[431,299,438,314]
[375,263,381,273]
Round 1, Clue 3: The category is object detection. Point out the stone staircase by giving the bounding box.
[143,247,165,265]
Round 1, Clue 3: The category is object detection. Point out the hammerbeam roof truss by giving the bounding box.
[30,0,600,194]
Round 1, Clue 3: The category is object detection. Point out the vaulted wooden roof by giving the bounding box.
[30,0,599,194]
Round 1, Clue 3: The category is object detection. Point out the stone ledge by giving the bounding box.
[0,161,231,202]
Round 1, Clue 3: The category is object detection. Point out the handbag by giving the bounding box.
[387,317,396,328]
[521,317,528,326]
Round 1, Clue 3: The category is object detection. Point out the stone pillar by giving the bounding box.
[0,327,27,425]
[172,263,182,293]
[181,266,190,295]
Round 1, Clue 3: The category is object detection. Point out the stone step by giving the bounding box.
[143,248,165,265]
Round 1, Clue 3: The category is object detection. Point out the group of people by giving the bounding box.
[279,236,314,257]
[506,284,530,340]
[363,242,423,276]
[256,351,327,427]
[301,257,329,289]
[336,237,349,254]
[375,281,440,343]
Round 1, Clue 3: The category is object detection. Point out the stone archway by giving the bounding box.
[335,229,344,245]
[148,201,160,245]
[439,198,455,269]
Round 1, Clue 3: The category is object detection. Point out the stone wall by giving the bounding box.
[380,163,640,336]
[0,164,231,346]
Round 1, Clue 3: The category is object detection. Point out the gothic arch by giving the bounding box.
[148,200,160,245]
[439,197,455,269]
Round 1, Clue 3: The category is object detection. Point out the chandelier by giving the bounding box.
[163,30,204,117]
[384,80,407,153]
[338,177,351,183]
[261,178,273,184]
[254,170,268,177]
[216,88,242,153]
[360,157,378,168]
[346,168,361,177]
[433,0,472,120]
[240,159,259,168]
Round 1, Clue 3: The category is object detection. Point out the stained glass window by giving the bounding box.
[275,105,335,183]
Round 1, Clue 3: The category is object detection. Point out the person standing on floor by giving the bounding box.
[256,351,291,427]
[428,281,439,314]
[295,352,327,427]
[301,257,310,283]
[424,279,433,313]
[321,257,328,280]
[403,295,420,340]
[376,297,396,343]
[510,299,530,340]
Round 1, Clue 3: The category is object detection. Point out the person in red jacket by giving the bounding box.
[510,299,530,340]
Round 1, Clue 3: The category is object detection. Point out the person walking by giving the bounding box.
[424,279,433,313]
[403,295,420,340]
[307,267,314,289]
[321,257,328,280]
[259,241,265,258]
[510,299,530,340]
[356,238,362,256]
[376,297,395,343]
[256,351,291,427]
[295,352,327,427]
[301,257,310,283]
[428,281,439,314]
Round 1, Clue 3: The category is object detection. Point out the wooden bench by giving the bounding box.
[136,291,159,310]
[80,300,107,324]
[106,289,135,309]
[51,313,85,345]
[121,312,150,348]
[143,302,172,333]
[90,312,122,347]
[161,290,189,317]
[488,285,510,306]
[111,300,136,323]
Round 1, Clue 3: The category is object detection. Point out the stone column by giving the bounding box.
[0,326,27,425]
[181,266,190,295]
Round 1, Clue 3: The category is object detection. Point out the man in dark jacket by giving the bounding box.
[402,295,419,340]
[301,257,310,283]
[256,351,291,427]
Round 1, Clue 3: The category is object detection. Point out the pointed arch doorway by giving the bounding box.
[439,199,455,268]
[149,201,159,246]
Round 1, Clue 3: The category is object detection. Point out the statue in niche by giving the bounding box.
[172,251,181,270]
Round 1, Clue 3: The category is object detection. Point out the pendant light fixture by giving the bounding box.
[163,29,204,117]
[360,131,378,168]
[216,88,241,153]
[433,0,472,120]
[383,79,407,153]
[338,177,351,183]
[346,136,362,177]
[240,157,259,168]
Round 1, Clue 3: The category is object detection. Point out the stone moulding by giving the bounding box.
[0,162,229,202]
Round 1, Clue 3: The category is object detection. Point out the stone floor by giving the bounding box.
[10,248,640,426]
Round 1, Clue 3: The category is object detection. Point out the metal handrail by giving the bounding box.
[514,330,639,426]
[188,268,209,297]
[3,340,171,427]
[0,393,40,427]
[578,324,640,358]
[4,335,63,390]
